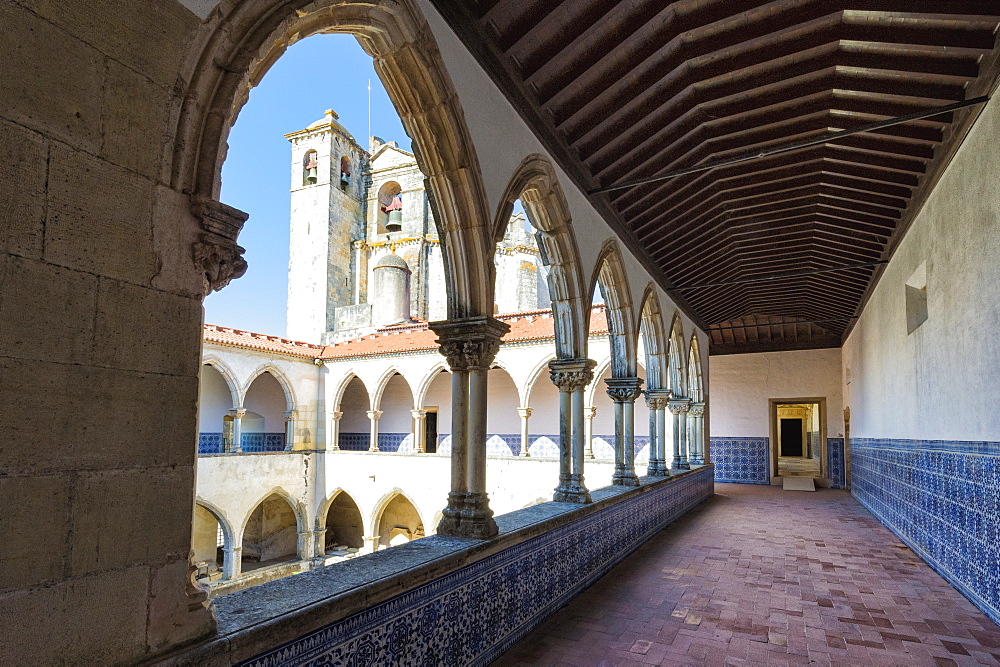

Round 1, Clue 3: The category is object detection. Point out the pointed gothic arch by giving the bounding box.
[332,372,369,412]
[369,488,426,549]
[587,241,637,379]
[414,362,449,409]
[493,154,587,359]
[201,358,242,408]
[174,0,495,318]
[243,364,296,412]
[637,285,669,391]
[668,314,688,397]
[371,367,416,411]
[687,335,704,403]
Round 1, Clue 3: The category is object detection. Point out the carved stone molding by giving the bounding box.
[668,399,692,415]
[429,317,510,371]
[548,357,596,391]
[191,196,249,297]
[605,377,644,403]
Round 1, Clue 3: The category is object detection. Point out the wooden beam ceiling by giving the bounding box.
[430,0,1000,354]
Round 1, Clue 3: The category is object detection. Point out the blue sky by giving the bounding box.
[204,34,410,336]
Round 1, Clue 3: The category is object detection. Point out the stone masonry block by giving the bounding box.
[151,185,205,299]
[0,475,69,594]
[94,278,202,376]
[101,60,173,180]
[0,357,200,476]
[0,118,46,258]
[147,558,217,654]
[71,466,194,577]
[16,0,198,87]
[0,2,103,152]
[0,566,149,664]
[0,256,97,365]
[45,143,156,283]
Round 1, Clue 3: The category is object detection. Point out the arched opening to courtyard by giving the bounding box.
[493,199,551,316]
[192,504,228,582]
[525,359,562,458]
[486,365,521,456]
[374,493,424,550]
[242,371,290,452]
[198,363,236,453]
[373,371,416,452]
[337,375,371,451]
[420,367,453,454]
[241,493,300,572]
[323,491,364,558]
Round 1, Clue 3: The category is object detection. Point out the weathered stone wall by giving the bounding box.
[0,0,219,662]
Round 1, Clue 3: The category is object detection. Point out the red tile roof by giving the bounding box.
[203,305,609,361]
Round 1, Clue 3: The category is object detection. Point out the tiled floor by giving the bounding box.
[496,484,1000,666]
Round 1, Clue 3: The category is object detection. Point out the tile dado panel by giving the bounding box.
[851,438,1000,625]
[827,438,845,489]
[710,437,770,484]
[242,467,714,666]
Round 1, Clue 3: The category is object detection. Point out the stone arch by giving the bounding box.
[370,488,426,549]
[192,500,232,580]
[523,353,557,407]
[201,357,242,407]
[493,154,587,359]
[317,489,365,553]
[414,362,449,408]
[243,364,296,412]
[173,0,495,318]
[238,488,307,565]
[585,356,613,407]
[668,313,688,397]
[587,240,637,378]
[638,285,669,391]
[194,498,235,551]
[332,371,369,411]
[237,487,307,539]
[371,367,416,410]
[687,335,704,403]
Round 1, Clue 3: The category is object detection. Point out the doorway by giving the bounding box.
[424,408,438,454]
[770,399,825,480]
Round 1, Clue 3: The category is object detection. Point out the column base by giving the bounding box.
[689,456,704,465]
[435,492,498,539]
[612,467,640,486]
[646,460,668,477]
[368,444,380,452]
[673,459,691,470]
[553,475,591,504]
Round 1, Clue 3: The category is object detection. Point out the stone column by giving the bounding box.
[644,389,671,476]
[688,402,706,464]
[669,399,691,470]
[296,530,314,560]
[284,409,297,451]
[605,377,643,487]
[584,406,597,459]
[362,535,380,554]
[429,316,509,539]
[228,408,246,453]
[222,541,242,580]
[330,411,343,451]
[517,407,532,456]
[411,410,427,453]
[549,358,596,503]
[312,528,327,559]
[366,410,382,452]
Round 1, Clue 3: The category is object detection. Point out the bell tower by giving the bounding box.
[284,110,368,342]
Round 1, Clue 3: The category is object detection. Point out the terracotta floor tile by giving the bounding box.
[494,484,1000,665]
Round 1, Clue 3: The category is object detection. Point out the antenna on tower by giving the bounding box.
[367,78,371,146]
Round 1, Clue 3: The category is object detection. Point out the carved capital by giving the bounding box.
[644,388,672,410]
[548,358,596,392]
[331,411,344,421]
[668,399,691,415]
[584,406,597,419]
[366,410,383,421]
[284,410,298,421]
[191,197,249,297]
[688,402,706,418]
[517,407,533,419]
[429,317,510,371]
[228,408,246,419]
[605,377,644,403]
[411,409,427,420]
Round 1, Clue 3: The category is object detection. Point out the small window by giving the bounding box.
[303,150,319,186]
[905,262,928,334]
[340,156,351,192]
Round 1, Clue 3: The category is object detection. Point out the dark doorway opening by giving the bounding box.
[780,418,804,456]
[424,410,438,453]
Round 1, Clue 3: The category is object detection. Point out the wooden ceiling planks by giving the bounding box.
[430,0,1000,354]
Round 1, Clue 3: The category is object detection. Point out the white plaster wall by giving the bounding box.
[244,372,287,432]
[709,348,844,438]
[843,95,1000,441]
[339,378,370,433]
[378,374,416,432]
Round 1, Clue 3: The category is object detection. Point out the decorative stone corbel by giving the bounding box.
[191,196,249,297]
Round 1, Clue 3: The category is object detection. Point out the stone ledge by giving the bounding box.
[154,466,713,665]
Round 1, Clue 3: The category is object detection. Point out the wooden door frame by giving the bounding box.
[769,397,827,483]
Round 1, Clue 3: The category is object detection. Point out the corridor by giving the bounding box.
[498,485,1000,666]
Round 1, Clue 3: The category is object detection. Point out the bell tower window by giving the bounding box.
[303,150,319,185]
[377,181,403,233]
[340,156,351,191]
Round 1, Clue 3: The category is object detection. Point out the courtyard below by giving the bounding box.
[498,484,1000,665]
